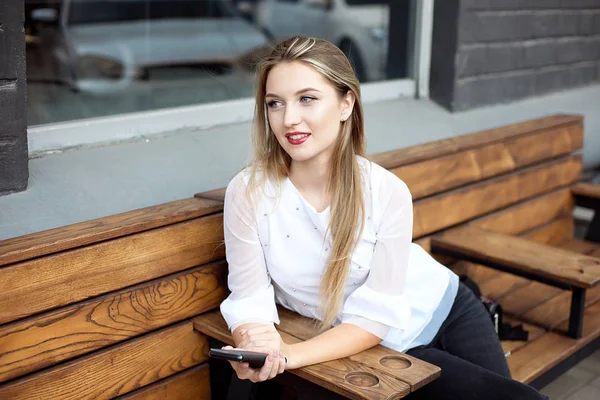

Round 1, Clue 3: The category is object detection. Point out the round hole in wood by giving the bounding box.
[380,356,412,369]
[345,372,380,387]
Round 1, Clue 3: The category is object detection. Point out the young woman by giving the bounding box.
[220,36,547,399]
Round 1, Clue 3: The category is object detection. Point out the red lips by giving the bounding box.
[285,131,311,145]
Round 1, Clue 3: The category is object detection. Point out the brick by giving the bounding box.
[0,138,28,194]
[560,0,600,9]
[0,26,7,79]
[585,37,600,60]
[523,39,557,68]
[580,11,596,34]
[556,37,589,64]
[535,66,571,94]
[455,71,536,110]
[465,0,562,10]
[567,62,598,86]
[460,12,536,43]
[484,43,524,73]
[594,11,600,34]
[456,46,487,78]
[533,11,580,38]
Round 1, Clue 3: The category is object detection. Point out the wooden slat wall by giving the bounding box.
[390,121,582,200]
[0,197,223,268]
[0,215,225,325]
[0,322,209,400]
[0,262,227,383]
[117,364,211,400]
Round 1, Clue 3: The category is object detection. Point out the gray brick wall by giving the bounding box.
[431,0,600,111]
[0,0,28,195]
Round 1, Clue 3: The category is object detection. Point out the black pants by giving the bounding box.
[405,282,547,400]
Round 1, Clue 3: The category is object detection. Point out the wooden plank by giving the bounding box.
[0,214,225,325]
[390,124,583,200]
[275,307,441,392]
[431,225,600,289]
[117,364,210,400]
[0,198,223,268]
[556,300,600,346]
[413,155,582,238]
[507,331,576,384]
[520,217,575,246]
[521,284,600,331]
[501,317,546,357]
[192,312,411,400]
[572,182,600,201]
[369,114,583,170]
[497,282,562,319]
[478,273,531,300]
[468,189,573,236]
[0,262,227,383]
[557,238,600,255]
[0,322,209,400]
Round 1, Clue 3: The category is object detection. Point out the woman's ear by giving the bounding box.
[340,90,356,121]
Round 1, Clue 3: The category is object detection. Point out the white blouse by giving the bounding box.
[220,156,459,352]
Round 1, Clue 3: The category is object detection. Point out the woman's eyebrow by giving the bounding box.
[265,88,323,98]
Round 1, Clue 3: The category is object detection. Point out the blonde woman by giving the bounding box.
[220,36,546,399]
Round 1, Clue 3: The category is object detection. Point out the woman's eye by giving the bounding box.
[300,96,316,103]
[267,100,282,108]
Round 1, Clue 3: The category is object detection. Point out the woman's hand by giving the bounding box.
[222,346,287,382]
[237,324,283,351]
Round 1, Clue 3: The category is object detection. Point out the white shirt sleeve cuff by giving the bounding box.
[220,284,280,330]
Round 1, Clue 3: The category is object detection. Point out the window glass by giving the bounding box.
[25,0,412,126]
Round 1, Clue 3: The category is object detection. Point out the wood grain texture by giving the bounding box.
[117,364,210,400]
[520,284,600,331]
[0,198,223,268]
[369,114,583,170]
[0,214,225,325]
[389,124,582,200]
[468,189,573,236]
[557,238,600,255]
[501,317,546,356]
[0,262,227,383]
[572,182,600,201]
[507,332,576,384]
[192,311,411,400]
[431,225,600,288]
[0,322,209,400]
[520,218,575,246]
[275,308,440,392]
[413,155,582,238]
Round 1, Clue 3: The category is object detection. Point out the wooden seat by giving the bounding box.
[193,307,440,399]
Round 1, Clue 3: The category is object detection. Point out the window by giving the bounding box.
[25,0,433,150]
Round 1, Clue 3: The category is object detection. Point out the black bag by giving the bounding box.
[460,275,529,341]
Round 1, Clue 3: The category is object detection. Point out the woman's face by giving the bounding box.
[265,61,355,165]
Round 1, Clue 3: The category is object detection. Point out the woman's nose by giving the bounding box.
[283,105,302,127]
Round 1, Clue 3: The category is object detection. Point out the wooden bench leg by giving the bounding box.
[568,288,586,339]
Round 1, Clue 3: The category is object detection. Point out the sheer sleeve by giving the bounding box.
[219,172,280,331]
[341,173,413,339]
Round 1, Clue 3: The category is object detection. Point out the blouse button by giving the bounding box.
[264,213,267,217]
[303,303,307,307]
[367,216,371,220]
[353,282,358,285]
[287,234,290,238]
[325,248,329,252]
[293,288,296,292]
[296,207,299,211]
[314,226,317,230]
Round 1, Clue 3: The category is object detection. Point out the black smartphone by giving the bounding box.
[209,348,268,369]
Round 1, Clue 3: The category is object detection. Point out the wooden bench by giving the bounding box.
[0,113,598,398]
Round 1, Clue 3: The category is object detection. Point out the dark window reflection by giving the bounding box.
[25,0,411,126]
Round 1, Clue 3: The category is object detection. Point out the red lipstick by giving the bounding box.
[285,131,311,145]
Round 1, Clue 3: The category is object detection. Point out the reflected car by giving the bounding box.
[31,0,269,91]
[256,0,389,82]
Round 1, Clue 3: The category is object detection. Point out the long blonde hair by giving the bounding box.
[247,36,366,331]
